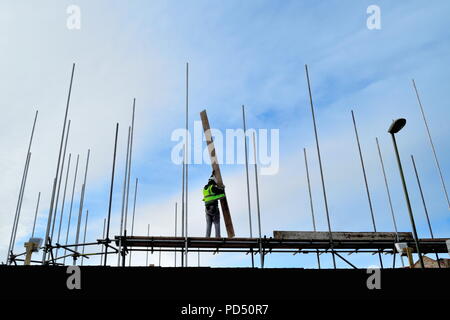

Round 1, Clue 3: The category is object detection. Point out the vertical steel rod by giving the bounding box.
[185,62,189,267]
[9,152,31,260]
[411,155,440,267]
[81,209,89,266]
[304,64,336,269]
[174,202,177,267]
[31,192,41,238]
[118,126,131,266]
[412,79,449,209]
[104,123,119,267]
[146,224,150,267]
[159,248,162,267]
[63,154,79,265]
[122,230,127,267]
[252,133,264,268]
[43,178,57,263]
[351,110,383,268]
[376,138,404,267]
[303,148,321,269]
[55,153,72,258]
[128,178,138,266]
[181,145,185,267]
[120,127,131,234]
[51,120,71,241]
[8,151,30,262]
[74,149,90,265]
[376,138,399,235]
[242,105,255,268]
[101,218,106,266]
[124,99,136,236]
[7,109,38,263]
[43,63,75,263]
[72,191,84,263]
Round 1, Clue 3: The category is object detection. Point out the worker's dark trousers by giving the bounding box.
[205,202,220,237]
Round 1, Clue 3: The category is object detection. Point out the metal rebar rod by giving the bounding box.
[31,192,41,238]
[121,127,131,233]
[51,120,71,241]
[118,126,131,266]
[411,155,441,267]
[181,145,185,267]
[197,247,200,267]
[410,155,434,237]
[303,148,321,269]
[304,64,336,269]
[124,99,136,236]
[351,110,383,268]
[101,218,106,266]
[174,202,177,267]
[185,62,189,267]
[12,152,33,255]
[159,248,162,267]
[7,109,38,263]
[242,105,255,268]
[43,178,57,264]
[104,123,119,266]
[128,178,138,267]
[74,149,90,265]
[73,186,84,260]
[7,152,30,263]
[146,224,150,267]
[121,229,127,267]
[376,138,404,267]
[43,63,75,264]
[55,153,72,258]
[81,209,89,266]
[63,154,79,265]
[412,79,449,209]
[376,138,399,235]
[252,133,264,268]
[9,152,31,260]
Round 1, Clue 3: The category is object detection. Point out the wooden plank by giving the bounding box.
[200,110,235,238]
[114,235,449,253]
[273,231,414,242]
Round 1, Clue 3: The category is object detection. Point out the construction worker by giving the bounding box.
[202,171,225,237]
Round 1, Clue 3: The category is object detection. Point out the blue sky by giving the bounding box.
[0,0,449,268]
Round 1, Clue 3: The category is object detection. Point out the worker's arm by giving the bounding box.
[212,184,225,194]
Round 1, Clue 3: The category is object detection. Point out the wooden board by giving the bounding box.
[273,231,414,242]
[114,235,450,253]
[200,110,235,238]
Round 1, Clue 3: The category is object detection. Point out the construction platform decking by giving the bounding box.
[114,231,449,254]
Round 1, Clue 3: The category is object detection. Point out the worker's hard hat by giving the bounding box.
[209,173,217,184]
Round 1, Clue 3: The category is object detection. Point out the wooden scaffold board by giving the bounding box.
[200,110,235,238]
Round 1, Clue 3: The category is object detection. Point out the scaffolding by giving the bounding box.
[6,231,448,270]
[4,63,450,270]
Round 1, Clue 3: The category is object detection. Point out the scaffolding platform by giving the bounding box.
[114,231,449,254]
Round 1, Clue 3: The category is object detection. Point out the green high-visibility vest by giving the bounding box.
[202,184,225,203]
